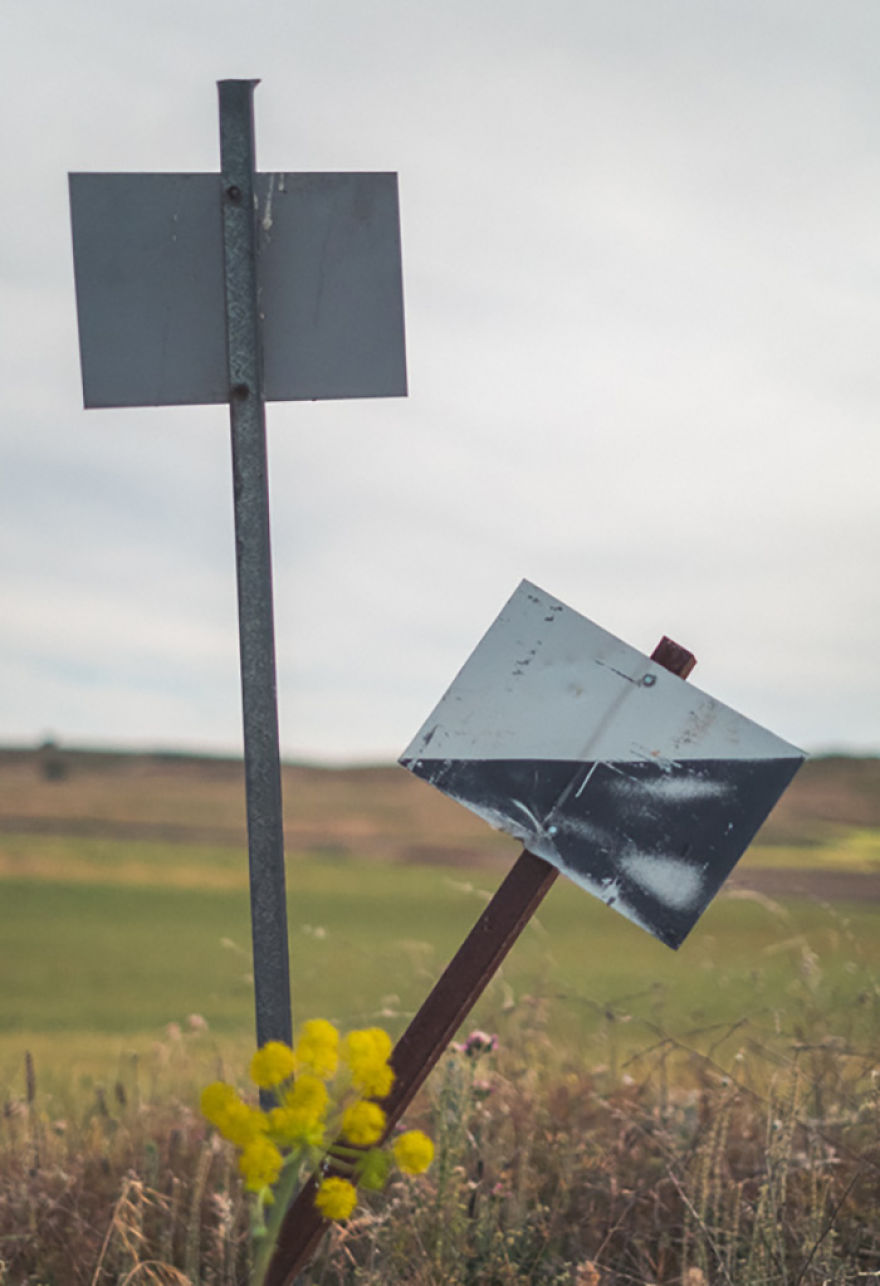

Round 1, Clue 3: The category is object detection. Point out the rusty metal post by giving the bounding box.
[263,635,697,1284]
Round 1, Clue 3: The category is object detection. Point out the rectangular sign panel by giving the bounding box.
[400,581,805,949]
[69,172,407,407]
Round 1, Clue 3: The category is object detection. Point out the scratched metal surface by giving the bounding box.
[68,171,406,407]
[400,581,805,948]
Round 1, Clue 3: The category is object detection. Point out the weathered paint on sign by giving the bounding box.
[68,171,407,407]
[400,580,804,949]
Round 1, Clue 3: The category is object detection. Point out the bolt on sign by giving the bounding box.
[67,80,407,1057]
[401,580,805,949]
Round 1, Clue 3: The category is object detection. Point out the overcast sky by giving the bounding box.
[2,1,878,763]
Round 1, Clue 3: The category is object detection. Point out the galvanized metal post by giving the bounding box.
[218,79,292,1052]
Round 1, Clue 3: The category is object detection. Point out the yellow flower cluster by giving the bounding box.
[393,1129,435,1175]
[296,1018,339,1078]
[342,1026,395,1098]
[201,1081,266,1148]
[239,1135,284,1192]
[200,1019,430,1234]
[314,1175,358,1220]
[341,1098,386,1146]
[250,1040,296,1089]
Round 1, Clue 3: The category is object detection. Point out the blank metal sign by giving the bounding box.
[68,171,407,408]
[400,580,804,949]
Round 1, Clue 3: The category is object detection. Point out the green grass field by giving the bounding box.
[2,744,879,1107]
[3,840,879,1107]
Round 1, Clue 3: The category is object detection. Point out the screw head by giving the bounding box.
[226,184,242,202]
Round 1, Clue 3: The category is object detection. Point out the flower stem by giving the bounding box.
[251,1161,305,1286]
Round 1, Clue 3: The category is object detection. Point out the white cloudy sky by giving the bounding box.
[2,0,878,762]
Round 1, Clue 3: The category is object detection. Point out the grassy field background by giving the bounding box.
[1,746,879,1104]
[2,747,880,1283]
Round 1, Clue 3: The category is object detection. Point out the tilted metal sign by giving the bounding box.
[68,170,406,407]
[400,580,805,949]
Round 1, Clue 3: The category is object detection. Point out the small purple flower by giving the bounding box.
[463,1030,498,1058]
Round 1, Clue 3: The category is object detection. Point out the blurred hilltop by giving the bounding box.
[0,745,876,871]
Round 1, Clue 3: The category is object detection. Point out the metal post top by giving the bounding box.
[217,77,261,90]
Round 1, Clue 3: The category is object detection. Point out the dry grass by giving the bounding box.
[3,995,880,1286]
[311,1006,880,1286]
[0,1070,250,1285]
